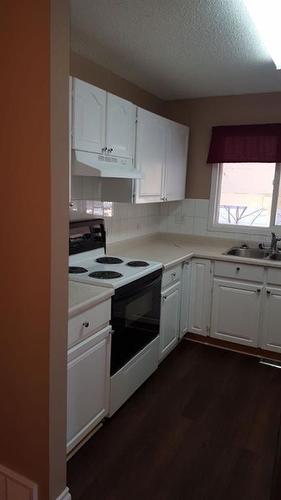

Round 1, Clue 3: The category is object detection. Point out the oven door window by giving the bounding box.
[110,269,162,375]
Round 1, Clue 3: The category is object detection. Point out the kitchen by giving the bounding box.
[2,1,281,499]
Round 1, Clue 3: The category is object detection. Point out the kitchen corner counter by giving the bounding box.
[107,233,281,269]
[69,281,114,319]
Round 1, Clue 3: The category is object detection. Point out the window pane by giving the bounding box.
[217,163,275,227]
[275,175,281,225]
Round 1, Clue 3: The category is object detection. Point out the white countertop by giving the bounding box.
[69,233,281,317]
[108,233,281,270]
[69,281,114,319]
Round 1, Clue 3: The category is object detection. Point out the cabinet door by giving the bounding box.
[262,287,281,353]
[67,328,110,453]
[72,78,106,153]
[106,93,136,159]
[189,259,212,336]
[135,108,166,203]
[159,283,180,361]
[211,279,261,347]
[180,261,191,338]
[165,121,189,201]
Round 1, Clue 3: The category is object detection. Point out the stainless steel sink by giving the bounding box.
[225,247,270,259]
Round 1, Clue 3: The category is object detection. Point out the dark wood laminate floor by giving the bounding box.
[67,341,281,500]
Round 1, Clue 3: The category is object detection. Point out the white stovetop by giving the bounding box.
[69,251,162,289]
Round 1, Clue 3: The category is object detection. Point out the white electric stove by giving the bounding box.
[69,218,162,416]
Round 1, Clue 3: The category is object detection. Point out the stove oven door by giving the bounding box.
[110,269,162,375]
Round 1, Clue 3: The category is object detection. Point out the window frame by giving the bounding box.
[208,162,281,235]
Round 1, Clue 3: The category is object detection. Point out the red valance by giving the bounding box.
[207,124,281,164]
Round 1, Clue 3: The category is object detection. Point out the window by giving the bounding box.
[210,162,281,232]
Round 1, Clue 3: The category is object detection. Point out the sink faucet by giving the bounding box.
[270,232,281,256]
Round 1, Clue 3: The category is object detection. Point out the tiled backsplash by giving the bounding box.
[70,200,161,242]
[70,199,271,244]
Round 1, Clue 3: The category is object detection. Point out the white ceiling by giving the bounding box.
[70,0,281,100]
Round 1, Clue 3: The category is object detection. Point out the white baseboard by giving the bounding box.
[56,486,71,500]
[0,463,38,500]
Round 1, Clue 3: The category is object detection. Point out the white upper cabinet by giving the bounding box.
[72,78,136,162]
[72,78,106,154]
[106,93,136,159]
[135,108,189,203]
[135,108,166,203]
[165,120,189,202]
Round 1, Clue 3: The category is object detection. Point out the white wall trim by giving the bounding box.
[0,463,38,500]
[56,486,72,500]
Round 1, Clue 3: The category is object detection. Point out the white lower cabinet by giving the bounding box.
[67,326,111,453]
[189,259,212,336]
[180,261,191,338]
[211,279,261,347]
[261,287,281,353]
[160,282,181,361]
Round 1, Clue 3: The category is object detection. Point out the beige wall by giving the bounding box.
[1,2,69,500]
[163,93,281,199]
[70,51,163,113]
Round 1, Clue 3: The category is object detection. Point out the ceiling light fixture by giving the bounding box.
[243,0,281,69]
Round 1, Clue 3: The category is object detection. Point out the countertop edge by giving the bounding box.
[163,251,281,269]
[68,289,114,319]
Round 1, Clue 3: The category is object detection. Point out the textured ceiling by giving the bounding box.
[70,0,281,99]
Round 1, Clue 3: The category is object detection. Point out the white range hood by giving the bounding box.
[72,150,142,179]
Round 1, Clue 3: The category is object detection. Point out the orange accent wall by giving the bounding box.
[1,2,51,498]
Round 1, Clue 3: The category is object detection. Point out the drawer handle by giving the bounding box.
[266,290,271,295]
[236,267,240,272]
[256,288,261,294]
[83,321,89,328]
[172,272,176,278]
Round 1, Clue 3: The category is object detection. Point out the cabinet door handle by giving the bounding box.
[256,288,261,294]
[102,147,107,153]
[236,267,240,272]
[83,321,89,328]
[108,147,113,153]
[266,290,271,295]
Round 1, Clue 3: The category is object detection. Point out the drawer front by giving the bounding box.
[267,267,281,285]
[162,264,182,289]
[68,299,111,347]
[214,261,264,282]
